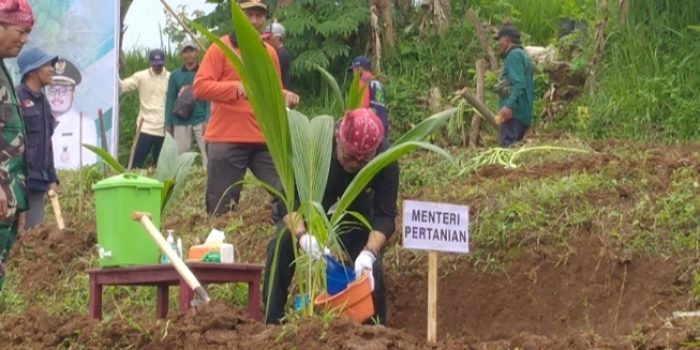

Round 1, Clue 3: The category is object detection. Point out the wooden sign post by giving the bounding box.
[403,200,470,343]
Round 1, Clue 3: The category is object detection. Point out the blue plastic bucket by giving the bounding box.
[326,255,356,296]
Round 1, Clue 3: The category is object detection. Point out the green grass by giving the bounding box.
[558,0,700,141]
[5,115,700,326]
[473,0,595,44]
[397,138,700,273]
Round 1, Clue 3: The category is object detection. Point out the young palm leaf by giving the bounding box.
[313,64,344,115]
[393,107,458,146]
[82,144,126,173]
[346,71,367,110]
[288,110,334,204]
[154,133,179,182]
[163,151,199,212]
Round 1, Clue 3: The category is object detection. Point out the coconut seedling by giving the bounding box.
[192,2,458,320]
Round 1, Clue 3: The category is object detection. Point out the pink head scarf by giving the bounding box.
[0,0,34,28]
[337,108,384,161]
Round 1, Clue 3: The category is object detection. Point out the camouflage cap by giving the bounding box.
[239,0,267,12]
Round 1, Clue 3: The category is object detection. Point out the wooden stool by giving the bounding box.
[87,262,264,321]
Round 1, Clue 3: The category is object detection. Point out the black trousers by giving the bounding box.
[132,132,165,169]
[499,118,528,147]
[262,223,387,325]
[205,142,283,218]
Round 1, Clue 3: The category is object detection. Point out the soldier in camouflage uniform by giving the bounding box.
[0,0,34,290]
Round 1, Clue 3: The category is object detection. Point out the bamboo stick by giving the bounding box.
[468,59,486,148]
[451,87,498,129]
[158,0,207,51]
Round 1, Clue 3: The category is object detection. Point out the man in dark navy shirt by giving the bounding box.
[263,22,292,89]
[15,47,59,229]
[349,56,389,139]
[263,108,399,325]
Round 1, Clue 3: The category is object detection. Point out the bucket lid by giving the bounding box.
[92,173,164,191]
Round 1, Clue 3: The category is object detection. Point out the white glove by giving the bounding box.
[354,250,376,291]
[299,233,322,260]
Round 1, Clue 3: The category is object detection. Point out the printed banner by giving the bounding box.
[8,0,120,169]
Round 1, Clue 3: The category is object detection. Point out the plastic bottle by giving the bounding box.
[220,243,234,263]
[176,238,183,259]
[161,229,176,264]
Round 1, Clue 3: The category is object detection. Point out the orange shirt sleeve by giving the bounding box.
[359,79,370,108]
[193,37,243,104]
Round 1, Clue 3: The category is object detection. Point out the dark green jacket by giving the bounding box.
[499,46,535,127]
[164,66,210,127]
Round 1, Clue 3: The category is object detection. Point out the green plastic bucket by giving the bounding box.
[92,174,163,267]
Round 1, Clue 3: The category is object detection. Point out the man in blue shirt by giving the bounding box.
[349,55,389,139]
[16,47,58,229]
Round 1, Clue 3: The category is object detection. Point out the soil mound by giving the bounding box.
[389,235,689,341]
[10,221,96,299]
[0,303,697,349]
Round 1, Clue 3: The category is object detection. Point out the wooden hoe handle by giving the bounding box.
[131,211,211,304]
[47,189,65,230]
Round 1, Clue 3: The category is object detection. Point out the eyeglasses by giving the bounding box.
[48,86,73,97]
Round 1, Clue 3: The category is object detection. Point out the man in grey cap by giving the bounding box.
[48,58,98,169]
[165,40,209,167]
[263,22,292,89]
[15,47,59,229]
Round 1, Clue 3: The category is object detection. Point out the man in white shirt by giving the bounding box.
[120,49,170,168]
[49,58,98,170]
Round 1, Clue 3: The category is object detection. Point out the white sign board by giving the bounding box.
[402,200,469,253]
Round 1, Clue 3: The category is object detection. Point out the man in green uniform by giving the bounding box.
[165,40,210,167]
[0,0,34,290]
[494,24,535,147]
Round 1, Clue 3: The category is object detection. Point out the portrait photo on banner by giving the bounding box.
[7,0,120,170]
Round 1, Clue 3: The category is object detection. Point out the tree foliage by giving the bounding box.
[278,0,370,77]
[163,4,206,45]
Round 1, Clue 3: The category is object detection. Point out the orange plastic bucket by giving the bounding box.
[314,272,374,323]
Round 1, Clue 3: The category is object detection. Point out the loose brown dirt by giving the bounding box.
[2,142,700,349]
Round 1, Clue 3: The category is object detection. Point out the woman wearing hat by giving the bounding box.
[15,47,59,229]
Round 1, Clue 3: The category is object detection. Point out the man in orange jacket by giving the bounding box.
[193,0,299,217]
